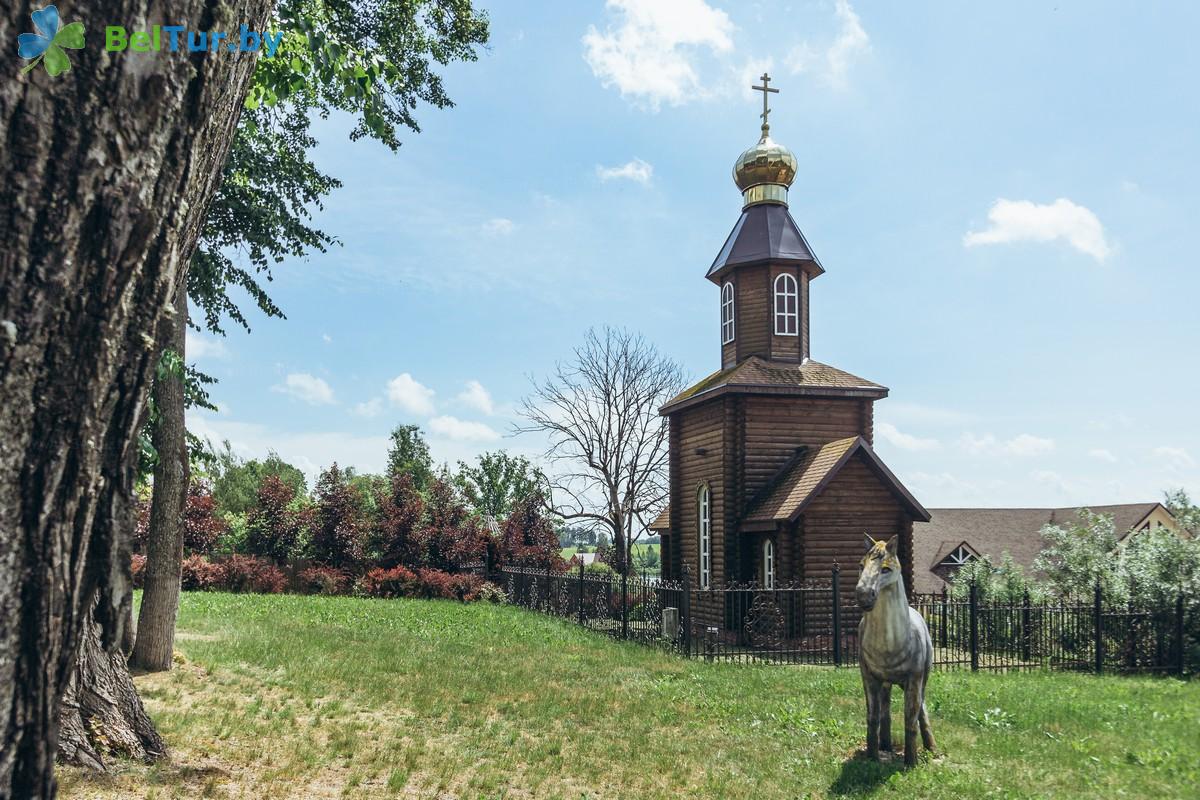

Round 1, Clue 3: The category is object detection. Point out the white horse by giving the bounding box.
[855,534,936,767]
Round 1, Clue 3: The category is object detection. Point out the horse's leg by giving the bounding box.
[903,676,921,767]
[878,683,893,752]
[918,668,936,752]
[862,668,881,760]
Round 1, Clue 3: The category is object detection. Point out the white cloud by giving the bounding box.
[582,0,734,109]
[456,380,494,415]
[352,397,384,418]
[787,0,870,89]
[1031,469,1073,496]
[273,373,335,406]
[428,415,501,442]
[482,218,515,235]
[596,158,654,184]
[322,333,333,344]
[187,331,228,360]
[187,413,390,487]
[1153,446,1196,470]
[386,373,436,416]
[1088,448,1119,463]
[964,198,1111,261]
[876,422,939,452]
[959,432,1055,457]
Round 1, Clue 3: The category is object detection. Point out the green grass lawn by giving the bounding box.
[60,592,1199,799]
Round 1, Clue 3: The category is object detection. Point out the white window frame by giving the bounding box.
[940,545,975,567]
[720,282,735,344]
[762,538,775,590]
[698,485,711,589]
[773,273,798,336]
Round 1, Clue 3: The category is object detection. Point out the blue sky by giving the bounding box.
[188,0,1200,508]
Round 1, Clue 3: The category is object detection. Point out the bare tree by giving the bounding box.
[518,328,685,572]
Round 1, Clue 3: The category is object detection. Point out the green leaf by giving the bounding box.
[54,21,85,49]
[43,44,71,77]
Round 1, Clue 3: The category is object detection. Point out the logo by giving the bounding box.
[18,5,84,77]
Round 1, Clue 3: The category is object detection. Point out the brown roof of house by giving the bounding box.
[911,503,1169,594]
[660,356,888,414]
[742,436,930,527]
[648,506,671,531]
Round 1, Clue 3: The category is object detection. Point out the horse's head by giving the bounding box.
[856,534,901,611]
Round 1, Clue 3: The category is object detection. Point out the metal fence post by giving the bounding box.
[621,566,629,640]
[1176,592,1186,676]
[681,564,692,657]
[939,587,948,649]
[578,558,585,627]
[831,562,842,667]
[1021,590,1031,663]
[969,580,979,671]
[1093,578,1104,675]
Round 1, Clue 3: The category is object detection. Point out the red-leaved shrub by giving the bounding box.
[246,475,307,563]
[309,464,366,570]
[181,554,225,591]
[131,554,147,589]
[448,573,484,602]
[413,568,457,600]
[359,565,418,598]
[184,479,227,554]
[296,565,350,596]
[221,555,286,594]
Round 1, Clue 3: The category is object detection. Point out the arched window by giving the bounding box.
[720,282,735,344]
[762,538,775,589]
[774,273,798,336]
[698,485,711,589]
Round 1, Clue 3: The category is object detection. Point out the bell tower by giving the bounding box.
[708,74,824,370]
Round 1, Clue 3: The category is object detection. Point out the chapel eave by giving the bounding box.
[659,357,888,416]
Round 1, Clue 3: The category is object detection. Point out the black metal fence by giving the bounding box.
[913,583,1193,674]
[494,564,1194,675]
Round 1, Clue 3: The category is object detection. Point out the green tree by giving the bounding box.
[1120,529,1200,605]
[388,424,435,490]
[455,451,547,520]
[211,443,308,518]
[949,552,1041,603]
[1032,509,1124,599]
[1163,488,1200,535]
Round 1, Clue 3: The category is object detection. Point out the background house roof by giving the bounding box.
[911,503,1170,593]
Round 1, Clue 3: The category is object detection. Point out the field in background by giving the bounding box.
[59,592,1199,799]
[561,542,659,563]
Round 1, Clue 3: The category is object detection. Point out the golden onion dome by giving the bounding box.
[732,130,797,208]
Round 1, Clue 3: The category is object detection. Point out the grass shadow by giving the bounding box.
[828,749,906,796]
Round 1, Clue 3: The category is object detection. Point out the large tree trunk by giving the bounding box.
[0,2,271,796]
[57,614,165,771]
[131,283,190,673]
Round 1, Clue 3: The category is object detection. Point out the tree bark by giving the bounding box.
[131,283,190,673]
[0,1,271,796]
[57,613,165,771]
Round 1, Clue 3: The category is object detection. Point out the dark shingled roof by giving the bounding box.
[660,356,887,414]
[648,506,671,531]
[912,503,1172,594]
[707,203,824,283]
[742,436,930,527]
